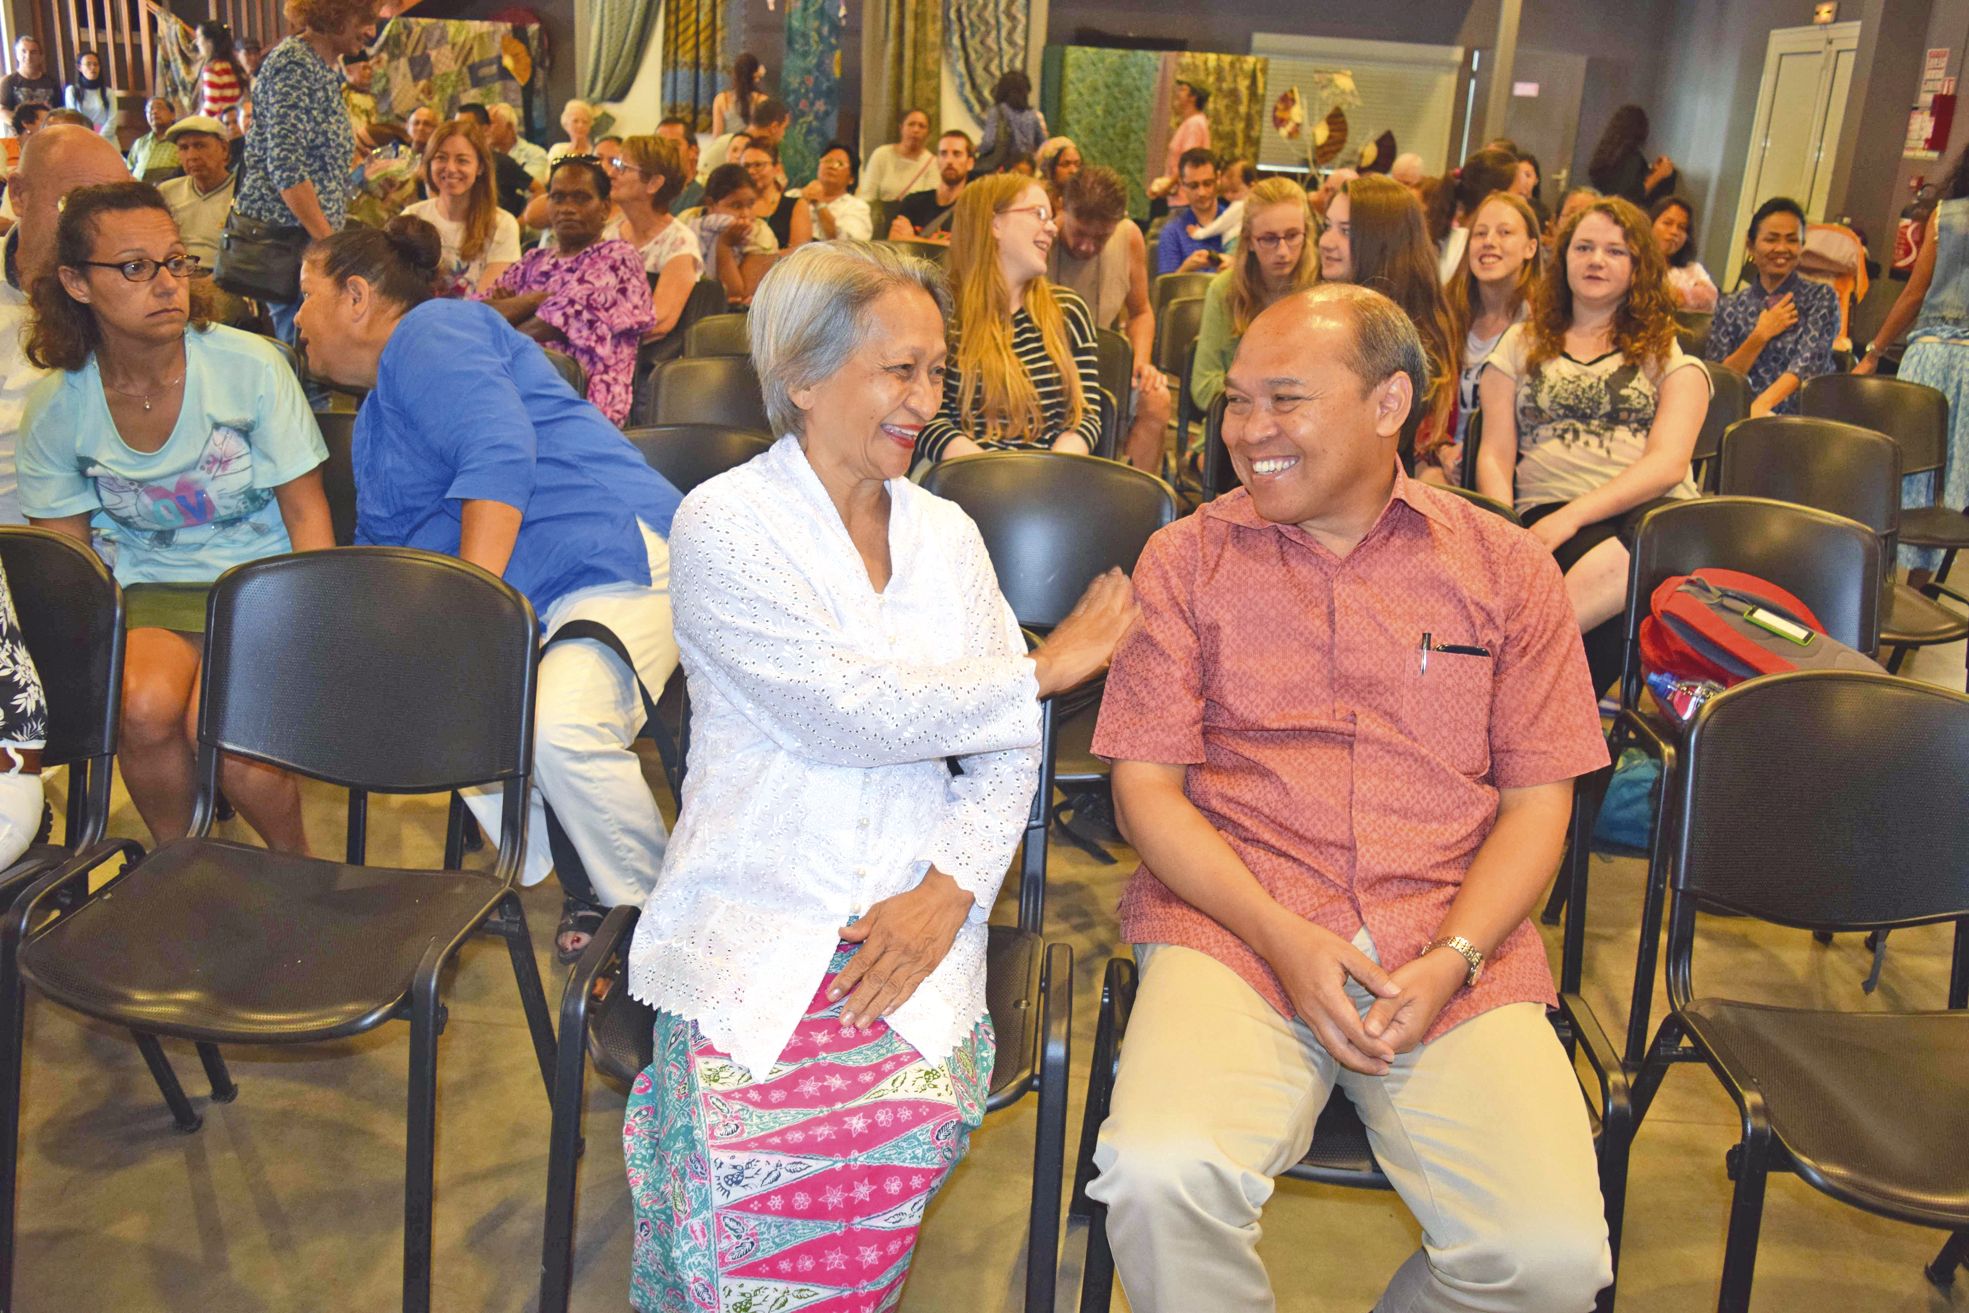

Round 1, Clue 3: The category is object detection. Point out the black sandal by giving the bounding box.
[555,894,607,964]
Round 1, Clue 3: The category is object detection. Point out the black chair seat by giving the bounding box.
[1286,1093,1388,1187]
[1680,1000,1969,1227]
[584,922,1043,1106]
[0,844,65,903]
[1900,506,1969,548]
[19,839,507,1043]
[1052,693,1104,786]
[1881,580,1969,647]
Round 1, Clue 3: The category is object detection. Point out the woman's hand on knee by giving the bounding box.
[1529,507,1579,553]
[829,868,974,1028]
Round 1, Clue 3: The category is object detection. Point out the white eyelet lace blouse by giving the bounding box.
[626,435,1043,1077]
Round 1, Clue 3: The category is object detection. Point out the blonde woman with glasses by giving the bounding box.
[1189,176,1316,411]
[916,173,1104,461]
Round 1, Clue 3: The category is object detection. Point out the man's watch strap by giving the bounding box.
[1421,934,1484,987]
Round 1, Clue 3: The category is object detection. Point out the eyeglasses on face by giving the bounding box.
[1251,231,1306,252]
[1000,204,1055,225]
[76,255,195,282]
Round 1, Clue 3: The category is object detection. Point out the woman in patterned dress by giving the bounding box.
[477,156,654,424]
[1475,195,1709,692]
[622,240,1135,1313]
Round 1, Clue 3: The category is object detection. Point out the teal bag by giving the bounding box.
[1591,748,1660,852]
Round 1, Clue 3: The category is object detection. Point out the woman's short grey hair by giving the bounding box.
[748,240,951,437]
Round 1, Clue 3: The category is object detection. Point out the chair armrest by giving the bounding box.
[2,837,145,948]
[1557,991,1633,1142]
[1615,703,1679,762]
[559,903,641,1047]
[1921,579,1969,610]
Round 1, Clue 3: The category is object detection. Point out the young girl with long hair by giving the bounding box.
[1476,196,1708,690]
[916,172,1102,459]
[194,22,245,118]
[1438,189,1541,480]
[1189,175,1317,410]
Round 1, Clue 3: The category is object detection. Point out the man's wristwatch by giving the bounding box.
[1421,935,1484,988]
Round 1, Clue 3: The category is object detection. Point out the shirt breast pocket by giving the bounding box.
[1403,650,1494,777]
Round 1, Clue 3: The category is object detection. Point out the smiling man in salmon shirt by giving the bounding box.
[1084,283,1615,1313]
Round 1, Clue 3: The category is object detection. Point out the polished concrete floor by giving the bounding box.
[9,638,1969,1313]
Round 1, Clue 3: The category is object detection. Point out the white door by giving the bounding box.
[1730,22,1861,262]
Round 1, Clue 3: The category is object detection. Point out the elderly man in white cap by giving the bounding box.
[158,113,251,324]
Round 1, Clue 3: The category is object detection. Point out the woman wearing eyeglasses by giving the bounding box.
[915,173,1104,460]
[1188,176,1317,413]
[17,181,332,853]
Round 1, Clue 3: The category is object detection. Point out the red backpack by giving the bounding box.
[1638,568,1883,686]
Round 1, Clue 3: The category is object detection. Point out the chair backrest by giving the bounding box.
[1435,483,1522,525]
[1095,328,1132,409]
[868,197,899,242]
[621,424,773,494]
[1717,415,1902,548]
[0,528,122,845]
[685,312,752,358]
[1154,294,1205,379]
[1201,394,1238,499]
[675,278,730,337]
[541,347,587,396]
[883,237,948,268]
[1673,309,1712,356]
[257,332,304,383]
[1457,407,1484,490]
[1092,384,1121,460]
[1673,671,1969,953]
[1151,271,1211,324]
[919,452,1180,628]
[1692,361,1749,489]
[649,353,773,433]
[1621,498,1882,703]
[1799,372,1950,477]
[313,410,359,548]
[199,549,538,795]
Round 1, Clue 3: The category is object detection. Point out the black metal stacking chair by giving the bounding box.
[1073,898,1631,1313]
[683,311,752,358]
[1149,272,1211,334]
[648,353,773,434]
[1626,671,1969,1313]
[1436,481,1523,524]
[631,279,730,424]
[920,452,1180,873]
[314,409,359,547]
[1,549,560,1313]
[1691,361,1751,493]
[883,236,949,268]
[1200,394,1237,500]
[542,347,587,396]
[1800,372,1969,583]
[1095,327,1133,436]
[1718,414,1969,690]
[1158,296,1206,484]
[1674,309,1713,356]
[621,424,773,495]
[1546,497,1881,1067]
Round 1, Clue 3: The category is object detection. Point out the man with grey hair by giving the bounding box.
[0,124,128,522]
[1087,283,1615,1313]
[486,101,548,185]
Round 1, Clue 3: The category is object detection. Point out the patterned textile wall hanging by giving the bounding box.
[662,0,734,135]
[945,0,1027,124]
[781,0,843,186]
[1174,51,1269,172]
[579,0,662,103]
[1049,45,1161,220]
[372,19,533,122]
[881,0,942,132]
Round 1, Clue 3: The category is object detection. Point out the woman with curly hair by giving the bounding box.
[1189,175,1317,410]
[17,181,330,850]
[1476,195,1708,689]
[916,172,1102,459]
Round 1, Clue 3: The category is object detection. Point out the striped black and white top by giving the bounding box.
[917,286,1104,462]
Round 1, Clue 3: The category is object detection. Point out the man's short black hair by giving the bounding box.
[749,96,790,129]
[458,102,491,126]
[1178,147,1217,178]
[1177,80,1209,113]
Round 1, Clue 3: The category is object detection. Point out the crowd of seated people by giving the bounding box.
[0,31,1953,1312]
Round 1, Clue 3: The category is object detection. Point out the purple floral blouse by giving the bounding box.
[479,239,654,424]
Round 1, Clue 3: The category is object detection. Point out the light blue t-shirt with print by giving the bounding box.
[17,324,327,584]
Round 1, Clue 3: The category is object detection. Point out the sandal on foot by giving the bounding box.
[556,895,607,964]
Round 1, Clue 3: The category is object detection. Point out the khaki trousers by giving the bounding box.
[1086,938,1611,1313]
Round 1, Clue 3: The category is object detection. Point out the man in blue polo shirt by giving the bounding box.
[1156,148,1226,276]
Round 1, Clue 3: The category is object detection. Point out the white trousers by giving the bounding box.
[465,526,678,908]
[1087,936,1612,1313]
[0,770,43,870]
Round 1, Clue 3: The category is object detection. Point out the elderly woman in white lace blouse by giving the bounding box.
[621,239,1135,1313]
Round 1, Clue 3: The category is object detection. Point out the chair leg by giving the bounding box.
[1025,943,1072,1313]
[1069,963,1124,1220]
[538,983,594,1313]
[1556,762,1612,992]
[1078,1203,1117,1313]
[0,963,25,1309]
[401,954,445,1313]
[1925,1230,1969,1288]
[494,892,558,1099]
[196,1042,237,1103]
[1716,1122,1773,1313]
[132,1032,201,1133]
